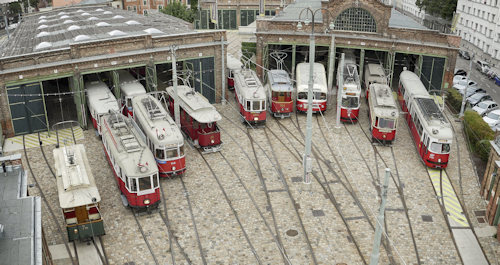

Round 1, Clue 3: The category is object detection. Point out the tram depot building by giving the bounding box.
[0,0,460,138]
[0,4,225,137]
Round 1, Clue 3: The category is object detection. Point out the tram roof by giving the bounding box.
[0,4,193,58]
[370,83,398,117]
[53,144,101,208]
[166,85,222,124]
[399,70,428,97]
[234,68,267,100]
[131,94,184,147]
[86,80,120,114]
[102,113,158,177]
[296,62,327,92]
[227,53,243,70]
[267,69,293,92]
[118,70,147,97]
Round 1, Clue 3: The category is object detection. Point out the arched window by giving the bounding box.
[334,8,376,32]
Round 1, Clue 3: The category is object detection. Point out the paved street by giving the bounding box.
[7,92,499,264]
[455,55,500,103]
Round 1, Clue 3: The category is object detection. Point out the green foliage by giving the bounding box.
[241,42,257,70]
[445,88,463,113]
[8,1,22,15]
[463,110,495,162]
[415,0,457,20]
[160,1,196,23]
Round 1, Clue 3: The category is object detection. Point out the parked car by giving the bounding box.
[483,109,500,131]
[472,100,499,116]
[462,87,486,98]
[453,75,468,85]
[495,76,500,86]
[467,92,493,107]
[475,60,490,74]
[454,69,467,76]
[453,80,478,92]
[486,69,498,79]
[459,50,471,60]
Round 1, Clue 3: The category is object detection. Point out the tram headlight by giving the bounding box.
[144,199,151,205]
[211,139,215,144]
[73,229,78,234]
[383,135,386,138]
[172,166,176,171]
[254,117,258,121]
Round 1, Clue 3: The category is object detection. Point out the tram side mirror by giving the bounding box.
[92,197,97,203]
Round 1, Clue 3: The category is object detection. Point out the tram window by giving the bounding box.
[156,148,165,160]
[138,176,152,191]
[130,178,137,192]
[247,100,251,110]
[430,142,451,153]
[251,101,259,111]
[272,91,279,99]
[341,96,359,108]
[314,92,327,100]
[298,92,307,100]
[126,97,132,107]
[166,148,178,158]
[193,121,199,129]
[179,145,185,156]
[379,118,395,129]
[124,174,129,189]
[153,173,159,188]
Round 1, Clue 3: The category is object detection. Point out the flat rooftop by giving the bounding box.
[0,157,42,265]
[270,0,428,31]
[0,5,193,57]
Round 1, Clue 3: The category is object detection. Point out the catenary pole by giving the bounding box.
[221,35,226,105]
[327,34,335,108]
[336,53,344,128]
[370,168,391,265]
[171,45,181,128]
[459,53,473,118]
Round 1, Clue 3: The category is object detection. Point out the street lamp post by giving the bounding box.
[297,8,335,184]
[459,53,474,118]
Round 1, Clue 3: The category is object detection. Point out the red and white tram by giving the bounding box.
[398,69,452,168]
[101,112,160,209]
[295,62,328,112]
[266,69,294,118]
[368,83,398,144]
[86,80,120,135]
[166,85,223,153]
[364,63,387,99]
[132,94,186,177]
[117,70,147,117]
[338,53,362,122]
[227,53,242,90]
[233,68,267,125]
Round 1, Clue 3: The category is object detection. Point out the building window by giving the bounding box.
[143,0,147,5]
[144,9,148,15]
[240,10,257,27]
[158,5,163,10]
[334,8,377,32]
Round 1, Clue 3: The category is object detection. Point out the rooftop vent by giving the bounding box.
[39,15,47,19]
[37,24,48,30]
[67,25,81,31]
[63,20,74,24]
[104,11,113,15]
[125,20,140,25]
[74,35,91,42]
[144,28,163,34]
[38,19,47,24]
[35,42,52,50]
[108,30,126,36]
[81,12,91,16]
[95,8,104,11]
[97,22,111,27]
[36,31,50,37]
[112,15,124,19]
[76,9,85,13]
[60,15,70,19]
[58,12,67,15]
[87,17,99,21]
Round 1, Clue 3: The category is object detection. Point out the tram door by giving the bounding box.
[75,205,88,222]
[277,92,285,102]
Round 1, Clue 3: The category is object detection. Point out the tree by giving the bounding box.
[8,1,22,15]
[160,1,196,23]
[416,0,457,20]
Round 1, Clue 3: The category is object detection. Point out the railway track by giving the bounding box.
[131,209,160,265]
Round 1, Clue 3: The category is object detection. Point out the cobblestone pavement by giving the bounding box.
[8,92,499,264]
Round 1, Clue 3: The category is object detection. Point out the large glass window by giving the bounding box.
[314,92,327,100]
[153,173,159,188]
[155,148,165,159]
[334,8,376,32]
[378,118,395,129]
[129,178,137,192]
[298,92,307,100]
[138,176,152,191]
[180,145,185,156]
[341,96,359,108]
[430,142,451,154]
[166,148,178,159]
[252,100,261,111]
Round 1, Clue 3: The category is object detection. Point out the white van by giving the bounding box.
[475,60,490,74]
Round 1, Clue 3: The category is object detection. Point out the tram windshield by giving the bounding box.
[341,96,359,108]
[156,146,184,160]
[297,92,326,100]
[430,142,451,154]
[272,92,292,101]
[247,100,265,111]
[378,118,395,129]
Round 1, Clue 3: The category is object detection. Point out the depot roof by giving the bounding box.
[0,5,193,57]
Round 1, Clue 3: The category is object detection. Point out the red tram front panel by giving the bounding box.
[157,157,186,176]
[271,100,293,115]
[296,100,327,112]
[371,127,396,142]
[340,107,360,122]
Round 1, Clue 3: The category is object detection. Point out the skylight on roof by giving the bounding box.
[74,35,91,42]
[38,19,47,24]
[76,9,85,13]
[112,15,124,19]
[104,11,113,15]
[60,15,70,19]
[144,28,163,34]
[63,20,74,24]
[108,30,126,36]
[95,8,104,11]
[97,22,111,27]
[125,20,140,25]
[37,24,48,30]
[87,17,99,21]
[81,12,91,16]
[39,15,47,19]
[58,12,67,15]
[35,42,52,50]
[68,25,81,31]
[36,31,50,38]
